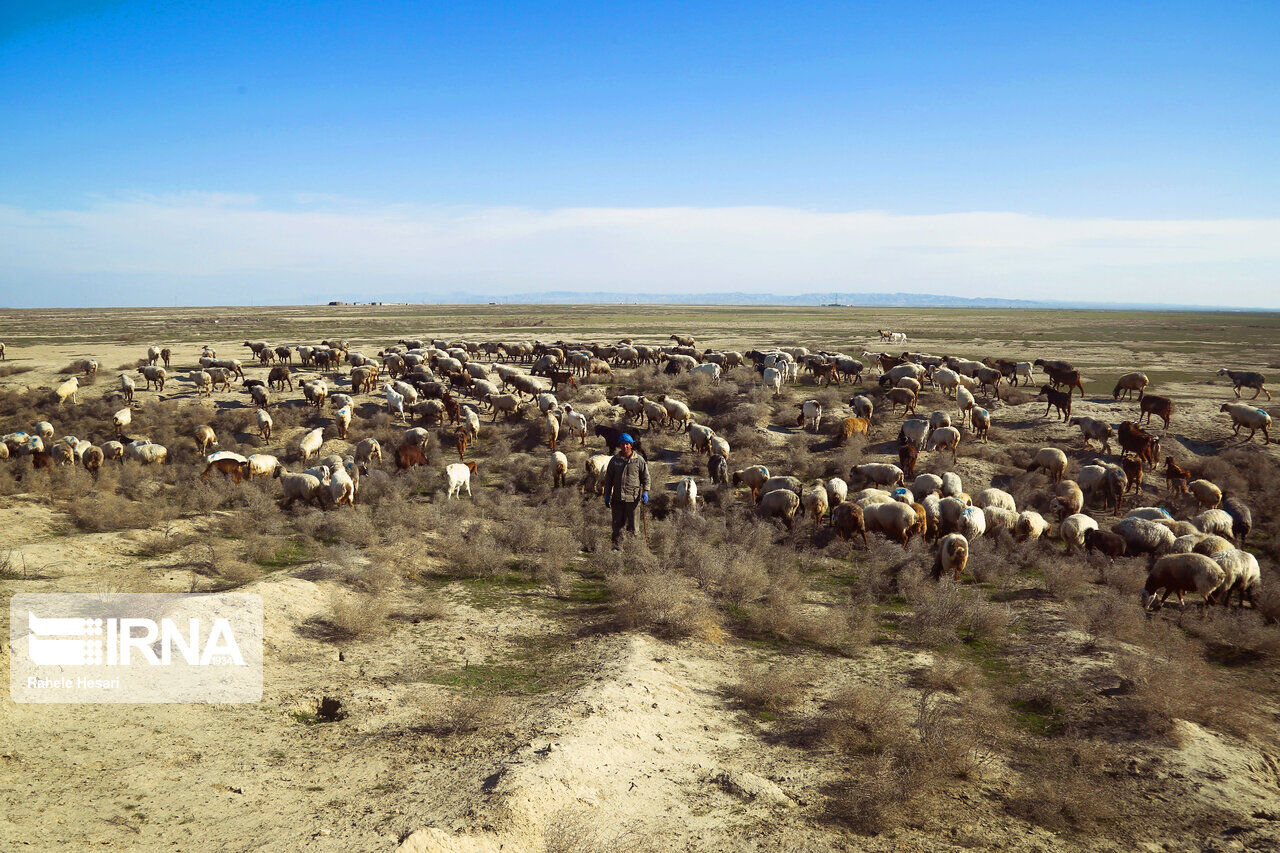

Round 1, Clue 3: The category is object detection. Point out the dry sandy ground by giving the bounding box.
[2,306,1280,851]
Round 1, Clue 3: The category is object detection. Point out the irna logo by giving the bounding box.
[27,611,246,667]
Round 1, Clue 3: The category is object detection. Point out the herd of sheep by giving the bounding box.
[0,332,1272,614]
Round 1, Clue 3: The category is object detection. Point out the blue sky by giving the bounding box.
[1,1,1278,307]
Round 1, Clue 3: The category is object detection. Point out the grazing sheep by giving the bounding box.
[249,384,270,407]
[1069,416,1113,453]
[119,373,135,403]
[851,395,874,420]
[1192,535,1235,557]
[973,488,1016,512]
[825,477,848,507]
[1112,372,1149,401]
[926,426,961,462]
[932,533,969,581]
[675,477,699,513]
[1221,496,1252,542]
[246,454,283,479]
[1217,368,1270,400]
[1193,509,1234,539]
[802,480,829,526]
[1084,528,1127,558]
[1113,517,1176,556]
[1219,402,1271,443]
[886,386,918,416]
[302,379,328,409]
[551,450,569,488]
[583,454,612,495]
[1026,447,1067,483]
[446,461,478,499]
[956,505,986,540]
[384,384,407,422]
[983,506,1019,536]
[298,428,325,463]
[898,419,929,450]
[280,470,326,508]
[202,451,249,482]
[1126,506,1173,521]
[849,463,905,489]
[194,425,218,454]
[689,423,716,454]
[910,473,943,503]
[560,404,589,446]
[1015,510,1049,541]
[709,435,730,458]
[329,464,357,508]
[189,371,213,397]
[1209,548,1261,608]
[352,437,381,467]
[1141,554,1226,610]
[1169,533,1209,554]
[831,501,868,546]
[82,445,104,479]
[757,488,801,529]
[731,465,771,502]
[1138,394,1174,430]
[124,441,168,465]
[761,476,803,497]
[102,440,124,463]
[863,501,919,546]
[54,377,79,406]
[112,407,132,436]
[1060,513,1099,552]
[256,408,273,441]
[138,365,167,391]
[334,405,353,439]
[941,471,963,499]
[1187,478,1222,510]
[970,407,990,443]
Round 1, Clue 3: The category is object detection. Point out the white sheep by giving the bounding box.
[119,373,135,402]
[446,462,476,499]
[34,421,54,440]
[329,464,357,507]
[1060,513,1099,552]
[675,477,699,512]
[659,395,692,431]
[383,384,407,422]
[280,470,325,508]
[1208,548,1261,608]
[851,395,874,419]
[798,399,822,432]
[124,441,168,465]
[825,477,848,507]
[955,385,975,426]
[583,453,612,494]
[560,404,589,446]
[54,377,79,406]
[256,408,273,441]
[802,480,829,526]
[762,367,783,396]
[849,463,905,488]
[551,450,569,488]
[1026,447,1068,483]
[941,471,963,498]
[709,435,730,458]
[1193,509,1234,538]
[910,473,943,502]
[246,454,282,479]
[933,533,970,581]
[1219,402,1271,443]
[1187,478,1222,510]
[927,426,961,462]
[1015,510,1049,541]
[899,419,929,449]
[298,428,325,463]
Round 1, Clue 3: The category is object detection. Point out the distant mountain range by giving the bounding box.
[377,290,1260,311]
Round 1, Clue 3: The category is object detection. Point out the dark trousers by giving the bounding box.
[611,499,639,547]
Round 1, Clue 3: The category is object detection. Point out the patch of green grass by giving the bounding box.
[254,540,313,569]
[423,633,581,695]
[290,710,323,725]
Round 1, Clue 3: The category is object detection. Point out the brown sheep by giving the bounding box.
[836,416,870,444]
[1138,394,1173,429]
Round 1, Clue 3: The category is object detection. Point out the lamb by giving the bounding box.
[1059,513,1099,552]
[797,400,823,432]
[1164,456,1190,494]
[1217,368,1270,400]
[1015,510,1049,541]
[194,424,218,454]
[1208,548,1261,608]
[1221,496,1252,542]
[970,407,991,443]
[118,373,136,403]
[1187,478,1222,510]
[1219,402,1271,443]
[731,465,771,502]
[446,461,478,499]
[1036,385,1071,421]
[1084,528,1127,558]
[1069,417,1113,453]
[849,463,905,488]
[802,480,829,526]
[932,533,969,581]
[146,345,161,365]
[862,501,919,546]
[1112,372,1149,401]
[1193,509,1234,538]
[298,427,325,463]
[303,379,328,409]
[1113,516,1176,556]
[757,488,801,529]
[54,377,79,406]
[1121,456,1144,495]
[560,404,589,446]
[137,365,167,391]
[831,501,868,546]
[1026,447,1067,483]
[926,426,961,462]
[898,442,918,478]
[1140,553,1226,610]
[280,470,326,508]
[707,453,729,485]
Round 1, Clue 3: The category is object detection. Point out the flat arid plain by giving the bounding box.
[2,304,1280,852]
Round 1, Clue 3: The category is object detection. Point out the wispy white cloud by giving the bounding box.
[2,194,1278,307]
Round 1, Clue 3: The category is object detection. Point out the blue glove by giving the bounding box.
[642,492,649,504]
[604,495,611,508]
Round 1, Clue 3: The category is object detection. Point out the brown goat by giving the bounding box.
[831,502,869,548]
[1138,394,1173,429]
[836,416,870,444]
[1164,456,1190,494]
[898,441,918,478]
[1118,420,1159,468]
[1037,385,1072,421]
[201,457,247,483]
[1043,365,1085,396]
[1120,456,1144,494]
[395,443,428,469]
[454,428,470,460]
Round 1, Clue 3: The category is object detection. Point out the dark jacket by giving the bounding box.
[603,451,650,502]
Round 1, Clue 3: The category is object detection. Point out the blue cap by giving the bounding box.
[619,433,635,444]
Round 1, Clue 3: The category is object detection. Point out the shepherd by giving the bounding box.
[602,433,650,549]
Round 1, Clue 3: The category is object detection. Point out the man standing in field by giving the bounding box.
[602,434,649,549]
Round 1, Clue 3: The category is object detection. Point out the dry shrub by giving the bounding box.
[0,364,33,377]
[324,589,390,640]
[900,569,1012,647]
[1041,555,1092,599]
[1068,588,1148,647]
[66,491,166,532]
[1180,607,1280,663]
[435,522,512,578]
[1006,740,1124,833]
[606,570,721,641]
[823,687,980,834]
[913,658,980,694]
[727,662,808,715]
[1106,649,1254,742]
[418,693,515,736]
